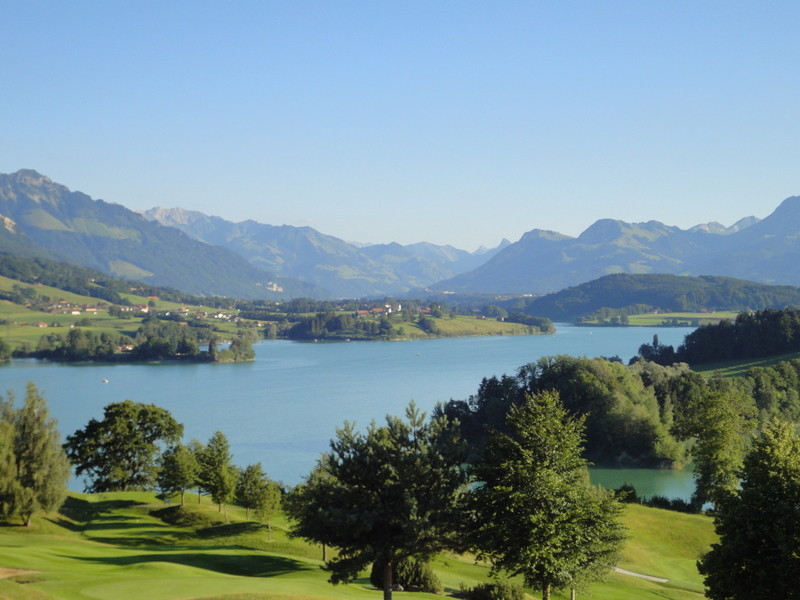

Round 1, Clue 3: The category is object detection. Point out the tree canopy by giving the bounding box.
[64,400,183,492]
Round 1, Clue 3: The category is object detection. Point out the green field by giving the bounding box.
[623,312,738,327]
[0,493,714,600]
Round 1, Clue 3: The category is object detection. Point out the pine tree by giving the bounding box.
[3,383,70,525]
[464,390,625,600]
[197,431,236,513]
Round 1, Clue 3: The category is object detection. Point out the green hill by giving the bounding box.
[0,492,714,600]
[515,273,800,322]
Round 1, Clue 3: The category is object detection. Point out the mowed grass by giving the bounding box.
[0,492,715,600]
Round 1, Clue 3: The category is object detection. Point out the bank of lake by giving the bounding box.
[0,324,695,497]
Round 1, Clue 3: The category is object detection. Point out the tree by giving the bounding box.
[235,463,269,519]
[285,403,468,600]
[157,443,199,505]
[197,431,236,513]
[64,400,183,492]
[698,420,800,599]
[254,479,282,541]
[1,383,70,525]
[464,391,625,600]
[671,382,756,509]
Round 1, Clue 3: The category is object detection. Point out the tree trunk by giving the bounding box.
[197,487,202,503]
[570,588,576,600]
[267,523,272,541]
[322,544,327,562]
[542,583,551,600]
[383,559,393,600]
[180,490,184,506]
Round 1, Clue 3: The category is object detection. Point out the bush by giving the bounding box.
[369,557,443,593]
[459,580,525,600]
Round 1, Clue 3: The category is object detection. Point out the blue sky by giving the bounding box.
[2,1,799,250]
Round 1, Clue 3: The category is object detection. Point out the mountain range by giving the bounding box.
[429,205,800,294]
[2,169,800,300]
[142,207,509,298]
[0,170,319,299]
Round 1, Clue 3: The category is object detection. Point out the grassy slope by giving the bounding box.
[0,493,714,600]
[693,351,800,378]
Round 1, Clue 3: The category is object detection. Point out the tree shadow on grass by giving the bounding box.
[65,551,313,578]
[197,522,267,538]
[59,496,146,522]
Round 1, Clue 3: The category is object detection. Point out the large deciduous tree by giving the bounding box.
[464,390,625,600]
[0,382,70,525]
[698,419,800,599]
[285,402,467,600]
[64,400,183,492]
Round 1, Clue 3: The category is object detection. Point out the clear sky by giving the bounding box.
[2,1,799,250]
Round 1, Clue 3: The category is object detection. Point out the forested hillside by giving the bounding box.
[513,273,800,322]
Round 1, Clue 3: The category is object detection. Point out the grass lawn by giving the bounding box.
[0,492,715,600]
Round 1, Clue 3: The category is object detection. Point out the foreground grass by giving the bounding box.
[0,492,714,600]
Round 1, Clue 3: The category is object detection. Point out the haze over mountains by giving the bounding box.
[2,169,800,300]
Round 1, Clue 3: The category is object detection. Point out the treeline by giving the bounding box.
[439,353,798,470]
[676,308,800,364]
[634,308,800,367]
[286,311,395,340]
[513,273,800,322]
[64,400,281,525]
[17,318,255,363]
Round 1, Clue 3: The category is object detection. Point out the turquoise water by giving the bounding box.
[0,324,694,495]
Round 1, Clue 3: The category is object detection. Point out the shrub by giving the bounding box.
[459,580,525,600]
[369,557,443,593]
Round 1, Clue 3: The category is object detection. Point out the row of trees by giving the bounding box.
[286,397,625,600]
[0,383,70,525]
[63,401,279,526]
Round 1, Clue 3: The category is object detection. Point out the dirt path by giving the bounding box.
[0,568,39,579]
[614,567,669,583]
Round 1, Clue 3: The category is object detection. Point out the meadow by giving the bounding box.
[0,493,715,600]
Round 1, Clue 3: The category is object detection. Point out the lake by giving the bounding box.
[0,324,695,497]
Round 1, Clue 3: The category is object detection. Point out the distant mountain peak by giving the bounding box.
[520,229,572,242]
[690,216,760,235]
